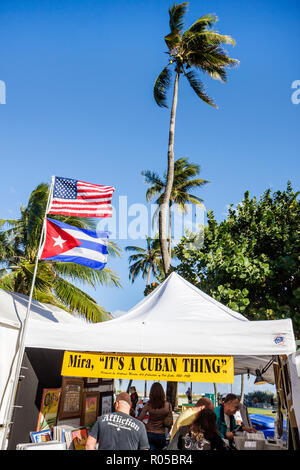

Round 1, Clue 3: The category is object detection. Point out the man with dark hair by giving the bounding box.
[169,397,214,443]
[86,392,149,450]
[214,394,256,444]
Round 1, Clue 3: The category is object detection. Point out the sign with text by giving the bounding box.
[61,352,234,383]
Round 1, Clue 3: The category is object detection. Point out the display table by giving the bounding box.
[234,431,287,450]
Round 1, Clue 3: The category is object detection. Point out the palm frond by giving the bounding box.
[168,2,188,33]
[154,66,172,108]
[185,13,218,34]
[184,69,217,107]
[53,276,111,322]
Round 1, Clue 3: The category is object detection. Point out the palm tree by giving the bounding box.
[142,156,209,259]
[0,183,121,322]
[125,235,163,286]
[154,2,238,274]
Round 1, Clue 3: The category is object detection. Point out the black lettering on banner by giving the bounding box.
[128,357,136,370]
[68,354,75,367]
[204,358,211,373]
[212,359,220,373]
[141,357,147,371]
[182,358,189,372]
[118,357,124,370]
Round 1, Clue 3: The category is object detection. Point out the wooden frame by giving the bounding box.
[83,377,101,388]
[36,388,61,431]
[59,377,84,420]
[80,391,100,427]
[99,391,114,416]
[72,427,88,450]
[100,378,114,386]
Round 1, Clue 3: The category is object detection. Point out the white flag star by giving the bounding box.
[52,235,67,249]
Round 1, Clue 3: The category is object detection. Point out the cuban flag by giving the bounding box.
[40,218,109,270]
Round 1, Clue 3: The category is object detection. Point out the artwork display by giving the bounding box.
[30,429,52,443]
[36,388,61,431]
[59,377,84,420]
[99,391,113,416]
[84,377,101,388]
[81,391,100,427]
[72,428,88,450]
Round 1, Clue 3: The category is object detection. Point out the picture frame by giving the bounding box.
[72,427,88,450]
[81,391,100,427]
[59,377,84,420]
[84,377,101,388]
[100,378,114,385]
[36,388,61,431]
[99,391,113,416]
[30,429,53,443]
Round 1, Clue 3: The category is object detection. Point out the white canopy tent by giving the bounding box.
[0,272,299,448]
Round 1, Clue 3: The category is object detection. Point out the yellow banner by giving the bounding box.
[61,352,234,384]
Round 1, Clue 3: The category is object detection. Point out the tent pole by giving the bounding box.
[1,177,54,450]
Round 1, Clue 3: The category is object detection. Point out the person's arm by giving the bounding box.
[137,403,148,421]
[86,420,99,450]
[86,435,97,450]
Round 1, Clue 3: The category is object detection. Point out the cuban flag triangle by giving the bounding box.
[40,218,109,270]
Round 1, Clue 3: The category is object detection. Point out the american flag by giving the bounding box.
[48,176,115,217]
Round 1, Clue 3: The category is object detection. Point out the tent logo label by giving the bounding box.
[273,334,285,346]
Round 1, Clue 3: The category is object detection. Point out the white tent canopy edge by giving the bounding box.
[0,272,298,448]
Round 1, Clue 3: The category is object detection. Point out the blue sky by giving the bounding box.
[1,0,299,394]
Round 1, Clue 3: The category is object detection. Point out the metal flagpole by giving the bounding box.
[1,176,55,450]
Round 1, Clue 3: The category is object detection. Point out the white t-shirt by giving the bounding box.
[224,413,231,431]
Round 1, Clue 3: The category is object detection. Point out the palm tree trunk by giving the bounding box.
[147,266,151,286]
[240,374,245,404]
[168,201,172,260]
[159,72,179,275]
[166,381,178,410]
[126,380,133,393]
[213,383,218,407]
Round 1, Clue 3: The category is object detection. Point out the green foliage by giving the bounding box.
[175,183,300,337]
[125,235,164,285]
[0,183,121,322]
[154,2,238,108]
[245,391,276,404]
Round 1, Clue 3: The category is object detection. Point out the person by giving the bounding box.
[186,387,192,404]
[170,396,214,443]
[86,392,149,450]
[214,394,256,446]
[135,397,150,424]
[169,409,227,451]
[235,402,252,428]
[137,382,171,450]
[129,386,139,410]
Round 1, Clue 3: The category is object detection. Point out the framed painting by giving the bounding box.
[30,429,52,443]
[80,391,100,427]
[84,377,101,388]
[72,427,88,450]
[59,377,84,420]
[36,388,61,431]
[99,391,113,416]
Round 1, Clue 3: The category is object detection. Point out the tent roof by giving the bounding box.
[0,288,86,329]
[0,274,296,382]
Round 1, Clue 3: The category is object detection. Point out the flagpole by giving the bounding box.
[1,177,55,450]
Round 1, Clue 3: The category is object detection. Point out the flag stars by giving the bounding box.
[52,235,67,249]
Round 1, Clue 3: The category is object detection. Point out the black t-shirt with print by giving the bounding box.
[89,411,149,450]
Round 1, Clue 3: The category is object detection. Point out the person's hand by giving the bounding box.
[225,432,234,441]
[243,426,257,433]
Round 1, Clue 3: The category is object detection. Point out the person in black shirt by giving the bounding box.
[86,392,149,450]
